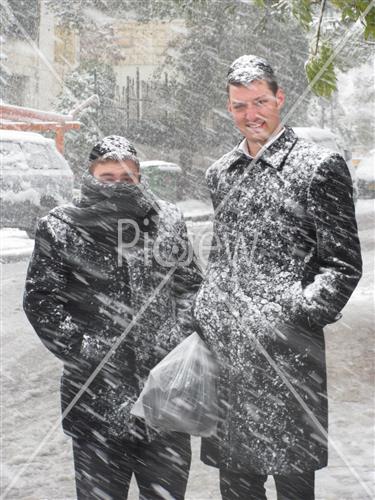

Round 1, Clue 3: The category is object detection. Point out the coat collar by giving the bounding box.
[229,126,298,172]
[259,126,298,170]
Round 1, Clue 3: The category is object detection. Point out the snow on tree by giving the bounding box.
[145,0,312,170]
[0,0,39,103]
[57,63,117,178]
[337,59,375,153]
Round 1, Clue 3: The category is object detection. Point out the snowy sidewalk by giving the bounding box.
[0,228,35,262]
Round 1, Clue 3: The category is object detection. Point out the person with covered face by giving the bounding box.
[193,56,362,499]
[23,136,202,499]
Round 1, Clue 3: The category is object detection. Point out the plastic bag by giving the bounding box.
[131,332,218,436]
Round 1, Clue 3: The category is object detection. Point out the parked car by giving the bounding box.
[140,160,182,203]
[0,130,74,237]
[140,160,213,221]
[356,151,375,199]
[293,127,358,201]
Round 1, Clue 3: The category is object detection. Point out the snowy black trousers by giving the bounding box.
[220,468,315,500]
[72,431,191,500]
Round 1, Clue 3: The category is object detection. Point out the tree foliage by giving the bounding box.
[49,0,312,167]
[48,0,373,168]
[257,0,375,97]
[57,62,117,179]
[0,0,40,104]
[160,0,374,97]
[46,0,374,101]
[305,43,337,98]
[146,0,311,163]
[337,60,375,152]
[1,0,40,41]
[332,0,375,39]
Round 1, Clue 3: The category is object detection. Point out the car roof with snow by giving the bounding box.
[293,127,343,155]
[0,130,53,144]
[140,160,182,173]
[356,152,375,181]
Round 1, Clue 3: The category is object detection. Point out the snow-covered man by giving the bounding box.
[193,56,362,499]
[23,136,202,499]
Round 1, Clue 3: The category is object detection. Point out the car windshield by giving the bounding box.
[142,168,181,203]
[0,142,29,170]
[21,142,53,170]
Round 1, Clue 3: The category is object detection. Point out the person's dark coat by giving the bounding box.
[23,173,202,442]
[194,126,362,474]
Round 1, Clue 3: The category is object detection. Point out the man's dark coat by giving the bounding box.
[24,196,202,441]
[194,126,362,474]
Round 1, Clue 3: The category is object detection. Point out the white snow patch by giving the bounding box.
[140,160,182,172]
[0,130,53,144]
[355,199,375,216]
[83,7,116,26]
[0,228,34,258]
[176,199,213,220]
[356,154,375,182]
[1,188,41,205]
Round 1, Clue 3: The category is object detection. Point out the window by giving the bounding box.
[143,168,180,202]
[0,142,28,170]
[21,143,52,170]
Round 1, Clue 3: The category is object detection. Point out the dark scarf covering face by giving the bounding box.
[63,171,159,247]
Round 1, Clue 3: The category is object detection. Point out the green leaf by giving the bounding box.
[332,0,375,34]
[291,0,313,30]
[305,43,337,98]
[364,4,375,39]
[364,22,375,39]
[254,0,266,7]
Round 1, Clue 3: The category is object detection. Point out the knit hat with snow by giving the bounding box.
[89,135,139,169]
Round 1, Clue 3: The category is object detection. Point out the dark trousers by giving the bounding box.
[220,468,315,500]
[72,432,191,500]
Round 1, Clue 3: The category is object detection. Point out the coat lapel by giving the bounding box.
[226,126,299,173]
[259,126,298,171]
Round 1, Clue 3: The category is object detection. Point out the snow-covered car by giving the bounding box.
[293,127,358,201]
[140,160,213,222]
[140,160,182,203]
[356,152,375,199]
[0,130,74,237]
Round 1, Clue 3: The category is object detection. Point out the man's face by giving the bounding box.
[93,160,140,184]
[227,80,285,155]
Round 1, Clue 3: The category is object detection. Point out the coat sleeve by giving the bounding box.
[286,154,362,328]
[206,163,220,209]
[23,216,83,362]
[171,214,203,336]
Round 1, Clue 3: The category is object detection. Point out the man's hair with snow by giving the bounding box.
[226,55,278,95]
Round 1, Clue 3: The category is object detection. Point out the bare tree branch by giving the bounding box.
[314,0,327,55]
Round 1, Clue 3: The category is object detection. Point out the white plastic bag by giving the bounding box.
[131,332,218,436]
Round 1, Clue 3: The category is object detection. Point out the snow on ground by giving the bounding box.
[355,198,375,216]
[177,199,213,221]
[0,228,34,261]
